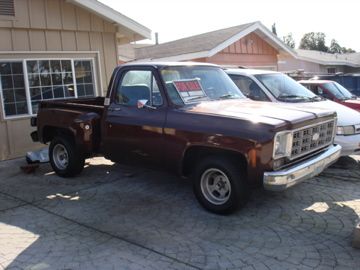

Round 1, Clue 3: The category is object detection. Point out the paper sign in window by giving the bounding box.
[173,79,206,98]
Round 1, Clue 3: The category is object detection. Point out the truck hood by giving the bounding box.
[186,99,335,128]
[289,100,360,126]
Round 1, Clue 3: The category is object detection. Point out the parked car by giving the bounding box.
[299,80,360,111]
[31,62,341,214]
[226,69,360,156]
[309,73,360,97]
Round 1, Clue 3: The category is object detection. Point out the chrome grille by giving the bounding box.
[291,120,335,159]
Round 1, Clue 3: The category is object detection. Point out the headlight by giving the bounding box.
[337,126,355,135]
[273,131,293,159]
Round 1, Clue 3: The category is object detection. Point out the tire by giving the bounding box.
[193,156,249,215]
[49,135,85,177]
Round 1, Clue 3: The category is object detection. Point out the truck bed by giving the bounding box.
[39,97,105,115]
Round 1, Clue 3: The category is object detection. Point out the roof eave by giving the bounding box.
[136,50,210,62]
[296,55,360,68]
[69,0,151,40]
[208,21,297,58]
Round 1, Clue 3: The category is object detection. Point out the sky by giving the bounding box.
[100,0,360,51]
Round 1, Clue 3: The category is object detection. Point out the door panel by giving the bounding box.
[102,69,167,167]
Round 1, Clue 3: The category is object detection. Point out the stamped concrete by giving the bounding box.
[0,156,359,270]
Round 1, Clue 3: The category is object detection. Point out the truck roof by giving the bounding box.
[119,61,219,68]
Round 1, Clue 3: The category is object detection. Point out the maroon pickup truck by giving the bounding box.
[31,62,341,214]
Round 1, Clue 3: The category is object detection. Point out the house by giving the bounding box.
[133,21,297,70]
[0,0,150,160]
[278,49,360,74]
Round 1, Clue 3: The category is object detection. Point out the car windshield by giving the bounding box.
[160,66,245,105]
[255,73,320,102]
[324,82,354,100]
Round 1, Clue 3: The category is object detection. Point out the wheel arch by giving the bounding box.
[181,145,248,178]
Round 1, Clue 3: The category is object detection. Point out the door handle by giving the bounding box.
[108,107,121,112]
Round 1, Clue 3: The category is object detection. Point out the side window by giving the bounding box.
[229,75,268,101]
[116,70,163,107]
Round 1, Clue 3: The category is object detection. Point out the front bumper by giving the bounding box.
[263,144,342,191]
[335,134,360,156]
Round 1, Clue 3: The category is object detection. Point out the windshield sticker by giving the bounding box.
[173,79,206,99]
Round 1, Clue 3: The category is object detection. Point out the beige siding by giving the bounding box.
[29,30,46,51]
[0,0,120,160]
[0,29,12,50]
[61,31,77,51]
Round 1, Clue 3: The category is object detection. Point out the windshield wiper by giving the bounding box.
[186,95,210,102]
[218,94,238,100]
[278,94,310,100]
[308,95,323,102]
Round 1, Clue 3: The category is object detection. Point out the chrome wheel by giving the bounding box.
[200,168,231,205]
[52,144,69,170]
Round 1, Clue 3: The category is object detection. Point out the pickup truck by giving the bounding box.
[31,62,341,214]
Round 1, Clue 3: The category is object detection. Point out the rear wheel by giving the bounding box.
[49,136,85,177]
[193,156,249,214]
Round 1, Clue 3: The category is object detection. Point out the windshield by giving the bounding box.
[324,82,354,100]
[160,66,245,105]
[255,73,320,102]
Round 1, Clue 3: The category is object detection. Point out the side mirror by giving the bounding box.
[137,99,148,109]
[137,99,156,110]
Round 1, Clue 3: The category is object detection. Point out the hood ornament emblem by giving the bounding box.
[312,132,320,141]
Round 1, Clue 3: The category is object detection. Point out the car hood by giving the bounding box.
[288,100,360,126]
[185,99,335,128]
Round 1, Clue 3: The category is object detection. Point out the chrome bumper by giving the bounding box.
[263,144,342,191]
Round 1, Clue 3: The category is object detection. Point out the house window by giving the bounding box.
[0,62,28,117]
[0,0,15,16]
[327,68,336,74]
[27,60,76,114]
[0,58,97,118]
[74,60,95,97]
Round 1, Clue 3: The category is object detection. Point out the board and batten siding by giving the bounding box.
[0,0,120,160]
[205,33,278,69]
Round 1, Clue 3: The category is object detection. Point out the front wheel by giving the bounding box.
[193,156,249,215]
[49,136,85,177]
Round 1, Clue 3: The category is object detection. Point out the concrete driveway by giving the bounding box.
[0,156,359,270]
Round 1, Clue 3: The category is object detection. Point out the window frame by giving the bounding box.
[0,57,98,120]
[114,68,164,108]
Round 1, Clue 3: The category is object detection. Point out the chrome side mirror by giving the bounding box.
[137,99,148,109]
[137,99,156,110]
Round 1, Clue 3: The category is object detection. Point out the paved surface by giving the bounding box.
[0,156,359,270]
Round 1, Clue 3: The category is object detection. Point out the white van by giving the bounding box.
[226,69,360,156]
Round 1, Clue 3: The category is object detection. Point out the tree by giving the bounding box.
[299,32,328,52]
[329,39,342,54]
[272,23,277,36]
[283,33,295,48]
[341,47,356,53]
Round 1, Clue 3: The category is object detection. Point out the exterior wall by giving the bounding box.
[205,33,278,69]
[344,66,360,73]
[0,0,119,160]
[278,55,324,73]
[278,54,356,74]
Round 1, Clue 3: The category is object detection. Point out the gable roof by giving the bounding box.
[296,49,360,67]
[69,0,151,40]
[136,21,296,61]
